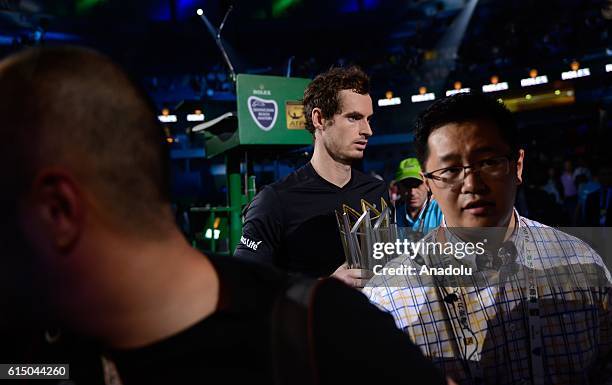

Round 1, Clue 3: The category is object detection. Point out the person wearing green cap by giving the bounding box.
[394,157,443,236]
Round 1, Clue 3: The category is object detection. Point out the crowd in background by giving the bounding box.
[518,157,612,226]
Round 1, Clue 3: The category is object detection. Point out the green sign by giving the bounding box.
[204,74,313,158]
[236,74,312,146]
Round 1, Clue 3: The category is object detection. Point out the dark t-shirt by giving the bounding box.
[234,162,388,277]
[25,256,444,385]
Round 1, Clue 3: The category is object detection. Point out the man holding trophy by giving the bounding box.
[235,66,387,287]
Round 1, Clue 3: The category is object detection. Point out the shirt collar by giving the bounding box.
[441,207,521,230]
[439,208,522,270]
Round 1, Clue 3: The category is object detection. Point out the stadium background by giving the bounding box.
[0,0,610,249]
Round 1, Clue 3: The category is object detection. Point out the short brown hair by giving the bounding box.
[303,66,370,135]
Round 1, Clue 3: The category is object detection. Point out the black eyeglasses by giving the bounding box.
[423,156,511,188]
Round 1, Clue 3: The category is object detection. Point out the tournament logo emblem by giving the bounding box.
[248,96,278,131]
[285,101,306,129]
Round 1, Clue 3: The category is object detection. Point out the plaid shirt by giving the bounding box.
[364,213,612,385]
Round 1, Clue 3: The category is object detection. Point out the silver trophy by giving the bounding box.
[335,198,398,271]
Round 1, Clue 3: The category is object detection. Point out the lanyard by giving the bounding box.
[431,212,543,384]
[429,226,483,381]
[519,223,544,385]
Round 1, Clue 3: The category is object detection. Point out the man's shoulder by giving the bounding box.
[520,216,611,279]
[429,198,441,210]
[519,215,548,228]
[209,257,373,309]
[351,168,386,187]
[427,199,443,218]
[209,255,290,309]
[521,215,583,246]
[247,165,310,208]
[350,169,388,205]
[520,215,593,253]
[267,165,386,193]
[263,164,314,194]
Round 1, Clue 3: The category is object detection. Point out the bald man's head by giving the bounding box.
[0,46,171,235]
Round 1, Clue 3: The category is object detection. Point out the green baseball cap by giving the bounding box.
[395,158,423,182]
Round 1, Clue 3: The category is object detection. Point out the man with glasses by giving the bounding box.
[394,157,442,236]
[365,93,612,385]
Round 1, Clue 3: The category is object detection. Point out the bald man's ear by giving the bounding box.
[21,171,84,255]
[515,149,525,185]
